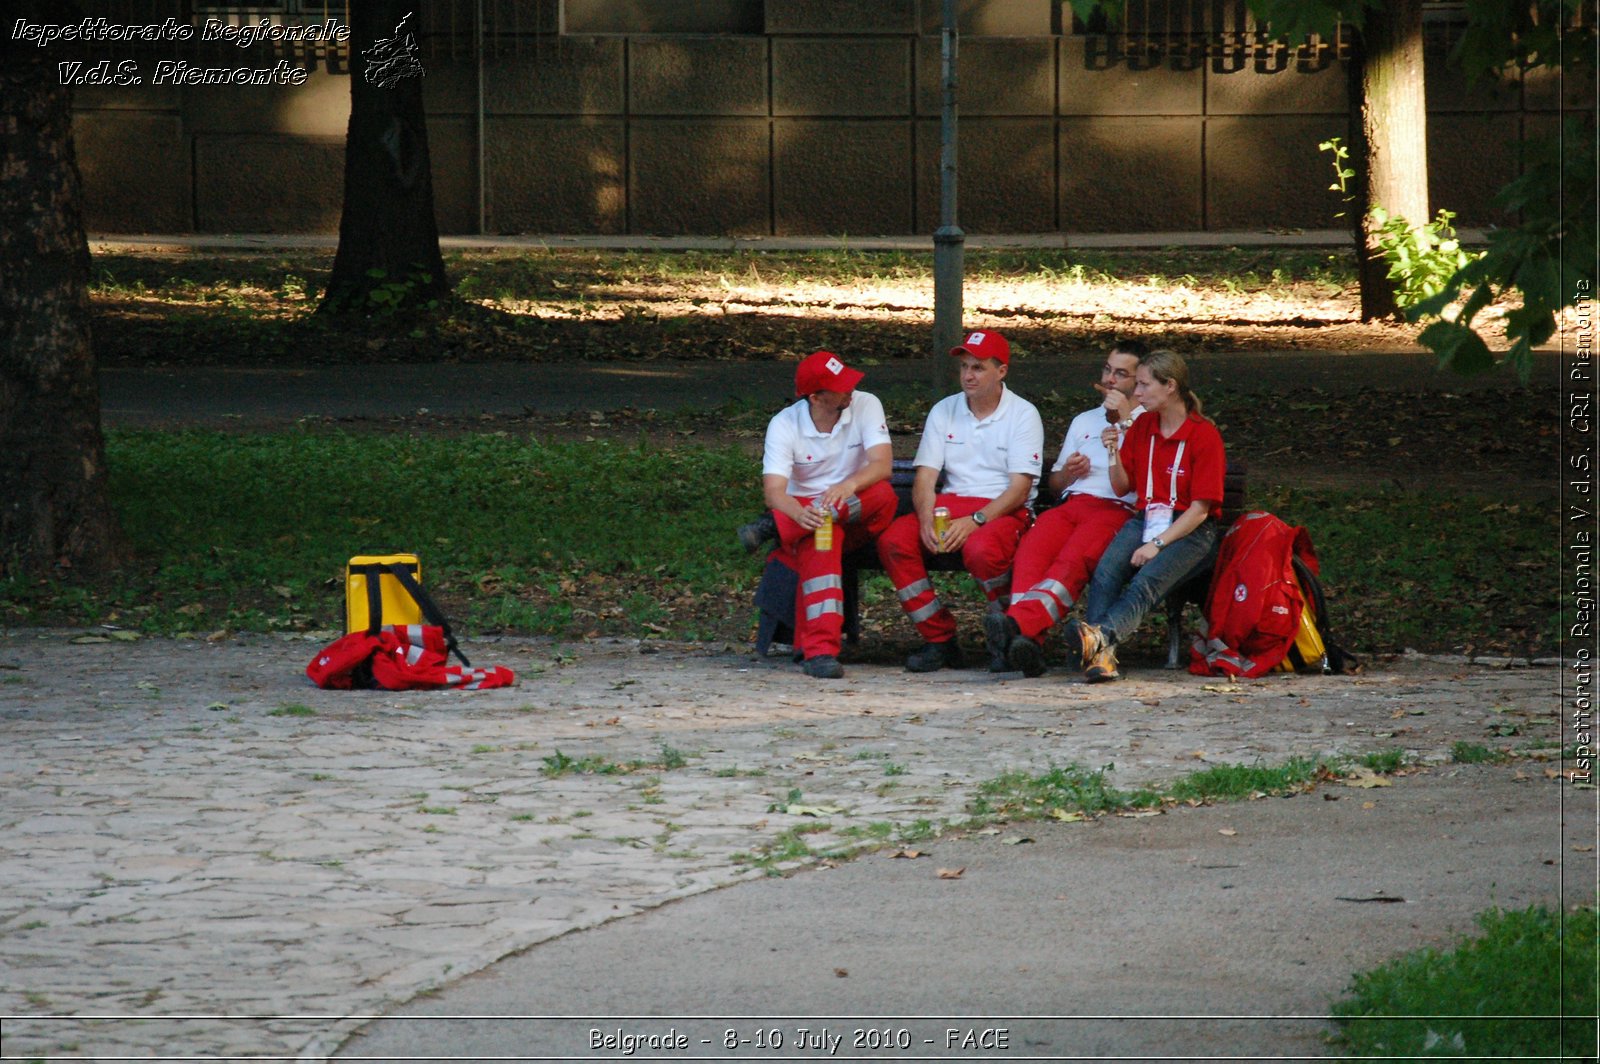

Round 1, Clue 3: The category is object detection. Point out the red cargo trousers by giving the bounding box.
[1006,493,1132,642]
[771,479,897,659]
[876,494,1029,644]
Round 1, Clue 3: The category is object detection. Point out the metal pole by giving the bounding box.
[931,0,964,394]
[476,0,486,234]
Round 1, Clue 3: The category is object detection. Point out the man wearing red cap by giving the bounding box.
[876,329,1044,672]
[762,350,897,679]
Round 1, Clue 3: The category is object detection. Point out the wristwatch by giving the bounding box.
[1152,536,1166,549]
[971,511,988,526]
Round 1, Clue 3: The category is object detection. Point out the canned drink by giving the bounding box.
[932,507,951,547]
[814,508,834,551]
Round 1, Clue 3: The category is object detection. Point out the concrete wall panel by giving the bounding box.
[182,70,350,135]
[918,0,1054,36]
[1060,38,1201,115]
[487,118,625,233]
[483,40,625,114]
[1060,116,1201,231]
[423,61,476,115]
[426,117,479,235]
[1206,61,1347,115]
[631,38,767,115]
[1428,113,1521,227]
[775,121,912,233]
[917,37,1054,115]
[766,0,917,35]
[194,135,343,232]
[775,39,910,115]
[74,112,191,232]
[916,119,1055,232]
[1206,116,1349,229]
[630,120,771,234]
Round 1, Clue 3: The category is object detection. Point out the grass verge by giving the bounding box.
[969,754,1401,824]
[1331,904,1598,1059]
[0,431,1558,657]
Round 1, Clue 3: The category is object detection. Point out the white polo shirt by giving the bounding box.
[1051,405,1144,504]
[912,385,1044,500]
[763,391,892,498]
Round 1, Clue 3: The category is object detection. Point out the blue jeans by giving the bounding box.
[1085,514,1220,645]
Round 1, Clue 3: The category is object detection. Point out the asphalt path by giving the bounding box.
[335,763,1592,1062]
[97,351,1555,429]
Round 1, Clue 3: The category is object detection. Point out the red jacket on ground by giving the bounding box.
[308,626,515,690]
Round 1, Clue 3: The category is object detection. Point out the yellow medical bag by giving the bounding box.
[346,553,424,633]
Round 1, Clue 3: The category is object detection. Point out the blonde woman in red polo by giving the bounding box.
[1074,350,1226,682]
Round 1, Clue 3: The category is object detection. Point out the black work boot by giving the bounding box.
[905,640,965,673]
[983,611,1019,672]
[736,512,779,553]
[802,655,844,679]
[1006,634,1047,678]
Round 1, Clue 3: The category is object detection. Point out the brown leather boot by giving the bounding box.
[1084,641,1120,683]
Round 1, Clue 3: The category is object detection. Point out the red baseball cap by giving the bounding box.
[795,350,865,397]
[951,329,1010,365]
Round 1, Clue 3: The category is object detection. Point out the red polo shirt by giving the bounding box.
[1120,411,1226,516]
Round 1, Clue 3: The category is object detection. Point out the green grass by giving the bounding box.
[540,744,695,778]
[1167,756,1327,802]
[1249,485,1559,655]
[1357,748,1413,775]
[0,432,1559,656]
[972,754,1418,823]
[731,821,835,873]
[970,764,1162,820]
[0,431,757,639]
[1451,741,1511,765]
[1331,904,1598,1059]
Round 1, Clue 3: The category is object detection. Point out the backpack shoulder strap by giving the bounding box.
[383,563,472,668]
[1290,554,1360,675]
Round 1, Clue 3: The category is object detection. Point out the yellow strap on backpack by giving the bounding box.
[1277,595,1328,672]
[346,553,423,633]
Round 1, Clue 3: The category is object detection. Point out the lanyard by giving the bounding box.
[1145,436,1186,508]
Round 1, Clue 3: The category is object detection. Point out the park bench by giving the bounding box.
[749,457,1246,670]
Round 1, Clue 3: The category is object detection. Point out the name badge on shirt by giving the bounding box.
[1143,503,1174,543]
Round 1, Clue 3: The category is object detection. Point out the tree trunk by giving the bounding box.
[1350,0,1430,322]
[320,1,451,314]
[0,50,128,580]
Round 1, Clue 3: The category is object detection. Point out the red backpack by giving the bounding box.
[1189,511,1318,678]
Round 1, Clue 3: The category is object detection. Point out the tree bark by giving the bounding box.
[320,1,451,314]
[0,49,128,580]
[1350,0,1430,322]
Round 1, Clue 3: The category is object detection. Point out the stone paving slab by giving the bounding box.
[0,630,1568,1061]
